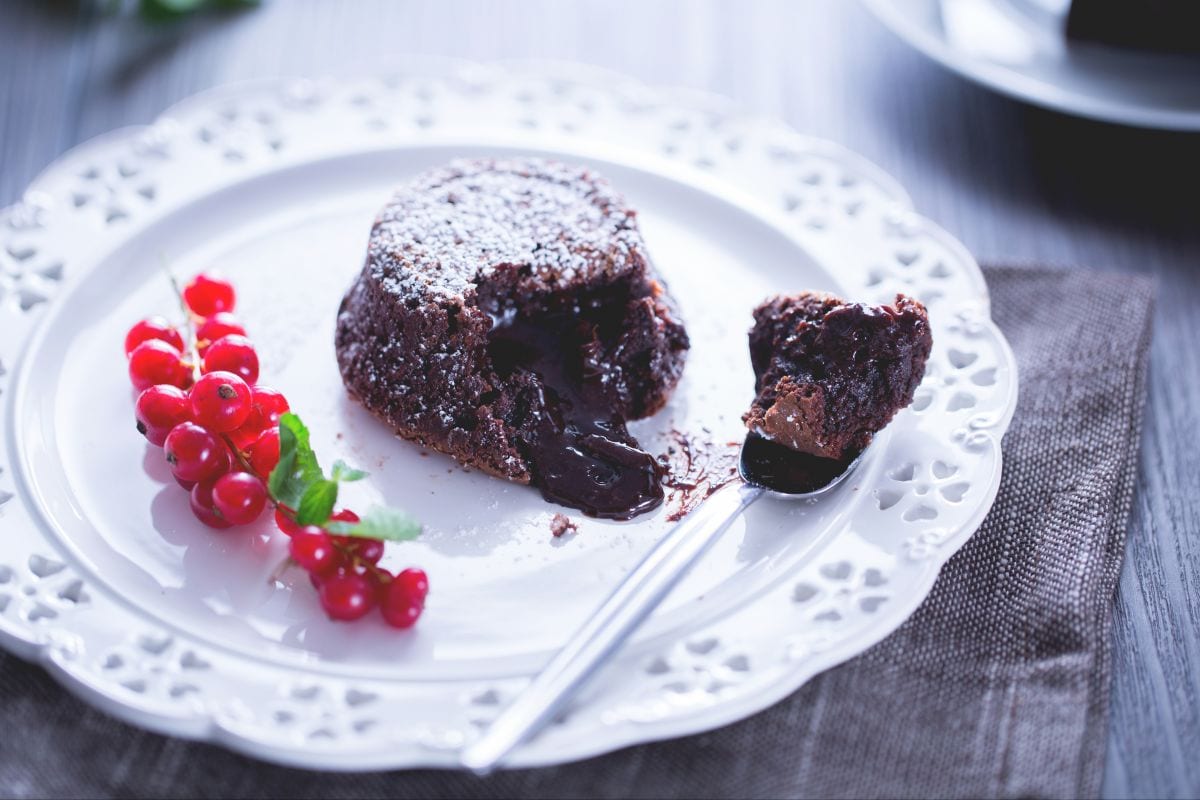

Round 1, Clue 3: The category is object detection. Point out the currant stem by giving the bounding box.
[166,268,204,382]
[218,430,259,474]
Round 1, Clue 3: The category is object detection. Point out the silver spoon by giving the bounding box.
[459,433,867,774]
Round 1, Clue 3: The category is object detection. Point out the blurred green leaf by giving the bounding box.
[141,0,205,16]
[139,0,260,21]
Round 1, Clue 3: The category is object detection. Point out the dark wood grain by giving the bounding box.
[0,2,88,203]
[1,1,1196,796]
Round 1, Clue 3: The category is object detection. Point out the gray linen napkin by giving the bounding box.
[0,264,1154,800]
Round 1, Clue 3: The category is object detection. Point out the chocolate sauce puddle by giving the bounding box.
[658,429,740,522]
[739,432,859,494]
[488,310,663,520]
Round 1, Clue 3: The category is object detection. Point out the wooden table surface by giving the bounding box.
[1,1,1196,797]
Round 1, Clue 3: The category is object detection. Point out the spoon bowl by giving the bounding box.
[738,431,867,498]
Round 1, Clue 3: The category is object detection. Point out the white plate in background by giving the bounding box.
[863,0,1200,130]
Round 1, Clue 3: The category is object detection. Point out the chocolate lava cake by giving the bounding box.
[743,292,932,461]
[335,158,689,519]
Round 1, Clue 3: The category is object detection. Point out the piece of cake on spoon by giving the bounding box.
[743,291,932,461]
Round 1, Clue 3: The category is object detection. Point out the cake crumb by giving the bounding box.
[550,514,578,538]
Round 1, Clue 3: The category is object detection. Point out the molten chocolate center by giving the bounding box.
[488,309,664,520]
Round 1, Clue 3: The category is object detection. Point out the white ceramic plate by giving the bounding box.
[863,0,1200,130]
[0,60,1017,770]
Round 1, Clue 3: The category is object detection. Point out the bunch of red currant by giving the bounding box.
[125,272,428,628]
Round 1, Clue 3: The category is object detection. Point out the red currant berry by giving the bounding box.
[212,472,267,525]
[227,421,262,451]
[274,506,304,537]
[189,371,252,433]
[164,422,230,484]
[128,340,191,391]
[228,386,288,449]
[395,567,429,601]
[174,475,197,491]
[309,562,365,590]
[124,316,184,356]
[319,572,376,621]
[196,312,245,353]
[251,386,288,422]
[328,511,384,563]
[182,273,236,316]
[190,480,233,529]
[135,385,191,446]
[380,577,425,629]
[338,537,384,564]
[202,334,258,384]
[248,427,280,478]
[289,527,341,574]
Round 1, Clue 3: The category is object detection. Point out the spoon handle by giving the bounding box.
[460,481,764,774]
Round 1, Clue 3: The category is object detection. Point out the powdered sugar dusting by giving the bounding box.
[366,158,644,303]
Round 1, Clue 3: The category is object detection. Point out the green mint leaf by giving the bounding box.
[267,413,324,509]
[296,479,338,526]
[325,507,422,542]
[268,433,298,505]
[331,459,369,483]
